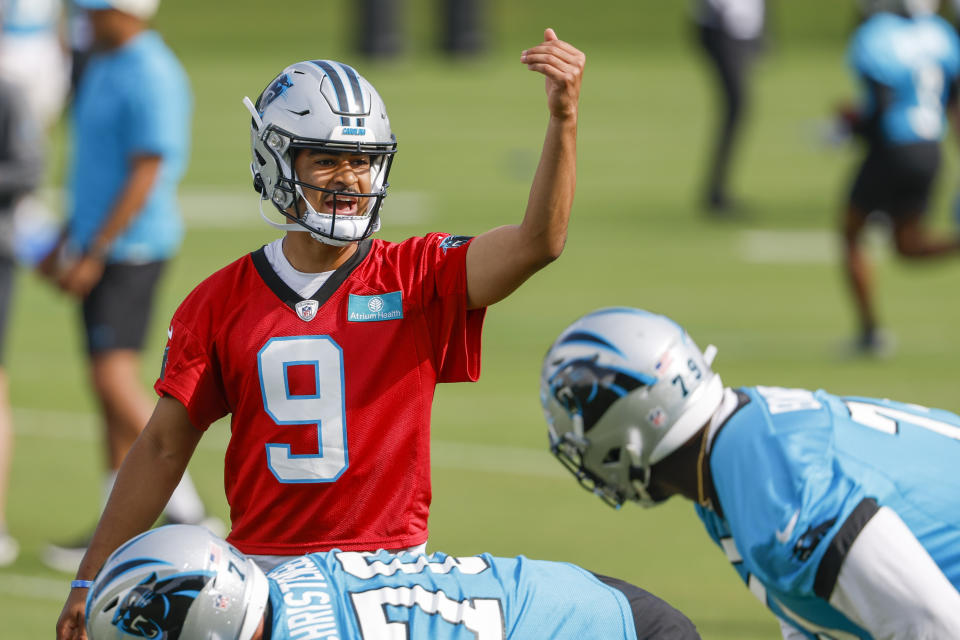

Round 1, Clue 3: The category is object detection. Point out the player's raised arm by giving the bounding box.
[464,28,584,310]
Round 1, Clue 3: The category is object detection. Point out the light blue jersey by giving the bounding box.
[848,13,960,144]
[266,550,638,640]
[696,386,960,638]
[68,30,190,263]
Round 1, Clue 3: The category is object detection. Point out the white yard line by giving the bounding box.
[37,187,431,229]
[5,409,560,601]
[739,228,890,264]
[11,408,561,476]
[0,573,71,601]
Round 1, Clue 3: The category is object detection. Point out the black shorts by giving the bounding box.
[82,261,166,355]
[849,142,940,219]
[0,258,13,365]
[594,573,701,639]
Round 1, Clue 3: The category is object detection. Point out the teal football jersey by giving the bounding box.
[266,550,639,639]
[696,386,960,638]
[848,13,960,144]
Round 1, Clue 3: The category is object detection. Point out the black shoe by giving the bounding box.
[703,192,749,219]
[849,329,896,358]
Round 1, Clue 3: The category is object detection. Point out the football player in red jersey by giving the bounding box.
[56,28,584,640]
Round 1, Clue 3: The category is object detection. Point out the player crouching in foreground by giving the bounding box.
[83,524,701,639]
[541,307,960,639]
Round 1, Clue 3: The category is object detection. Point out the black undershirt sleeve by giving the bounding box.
[813,497,880,600]
[592,573,702,640]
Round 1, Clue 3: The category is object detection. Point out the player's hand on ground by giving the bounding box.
[56,588,88,640]
[521,28,584,121]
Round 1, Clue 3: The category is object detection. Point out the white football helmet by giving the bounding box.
[858,0,940,15]
[540,308,723,508]
[86,525,269,640]
[244,60,396,246]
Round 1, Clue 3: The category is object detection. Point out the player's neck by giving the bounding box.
[650,426,712,505]
[282,232,359,274]
[250,614,266,640]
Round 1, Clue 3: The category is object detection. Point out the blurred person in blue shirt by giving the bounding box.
[542,307,960,639]
[36,0,219,573]
[838,0,960,355]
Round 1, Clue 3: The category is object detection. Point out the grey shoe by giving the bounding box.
[43,533,91,574]
[0,532,18,567]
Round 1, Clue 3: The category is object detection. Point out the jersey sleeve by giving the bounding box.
[154,299,229,430]
[417,233,486,383]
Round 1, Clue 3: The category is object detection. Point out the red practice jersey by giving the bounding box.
[155,233,485,555]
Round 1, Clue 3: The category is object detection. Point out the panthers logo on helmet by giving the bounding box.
[111,571,215,639]
[549,356,653,432]
[256,74,294,113]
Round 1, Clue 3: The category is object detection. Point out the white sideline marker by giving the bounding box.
[740,228,891,264]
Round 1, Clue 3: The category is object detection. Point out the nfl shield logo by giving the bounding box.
[295,300,319,322]
[213,594,230,611]
[647,407,667,428]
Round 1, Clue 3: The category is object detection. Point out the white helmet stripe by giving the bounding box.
[309,60,368,127]
[340,63,368,127]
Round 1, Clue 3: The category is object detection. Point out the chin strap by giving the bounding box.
[695,425,712,508]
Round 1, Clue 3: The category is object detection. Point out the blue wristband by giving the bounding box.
[71,580,94,589]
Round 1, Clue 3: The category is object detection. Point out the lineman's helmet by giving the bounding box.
[540,308,723,507]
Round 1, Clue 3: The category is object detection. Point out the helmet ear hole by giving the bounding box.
[253,174,264,194]
[602,447,622,465]
[102,597,119,614]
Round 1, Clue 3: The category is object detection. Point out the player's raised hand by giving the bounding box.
[521,28,584,121]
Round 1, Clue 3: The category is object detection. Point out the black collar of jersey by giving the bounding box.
[704,388,751,520]
[251,239,372,311]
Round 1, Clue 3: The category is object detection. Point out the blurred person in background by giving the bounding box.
[357,0,485,59]
[691,0,766,215]
[0,69,45,568]
[0,0,69,129]
[80,524,701,640]
[36,0,220,574]
[56,28,584,639]
[838,0,960,355]
[0,0,70,287]
[541,307,960,639]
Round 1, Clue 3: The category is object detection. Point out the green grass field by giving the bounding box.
[5,1,960,637]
